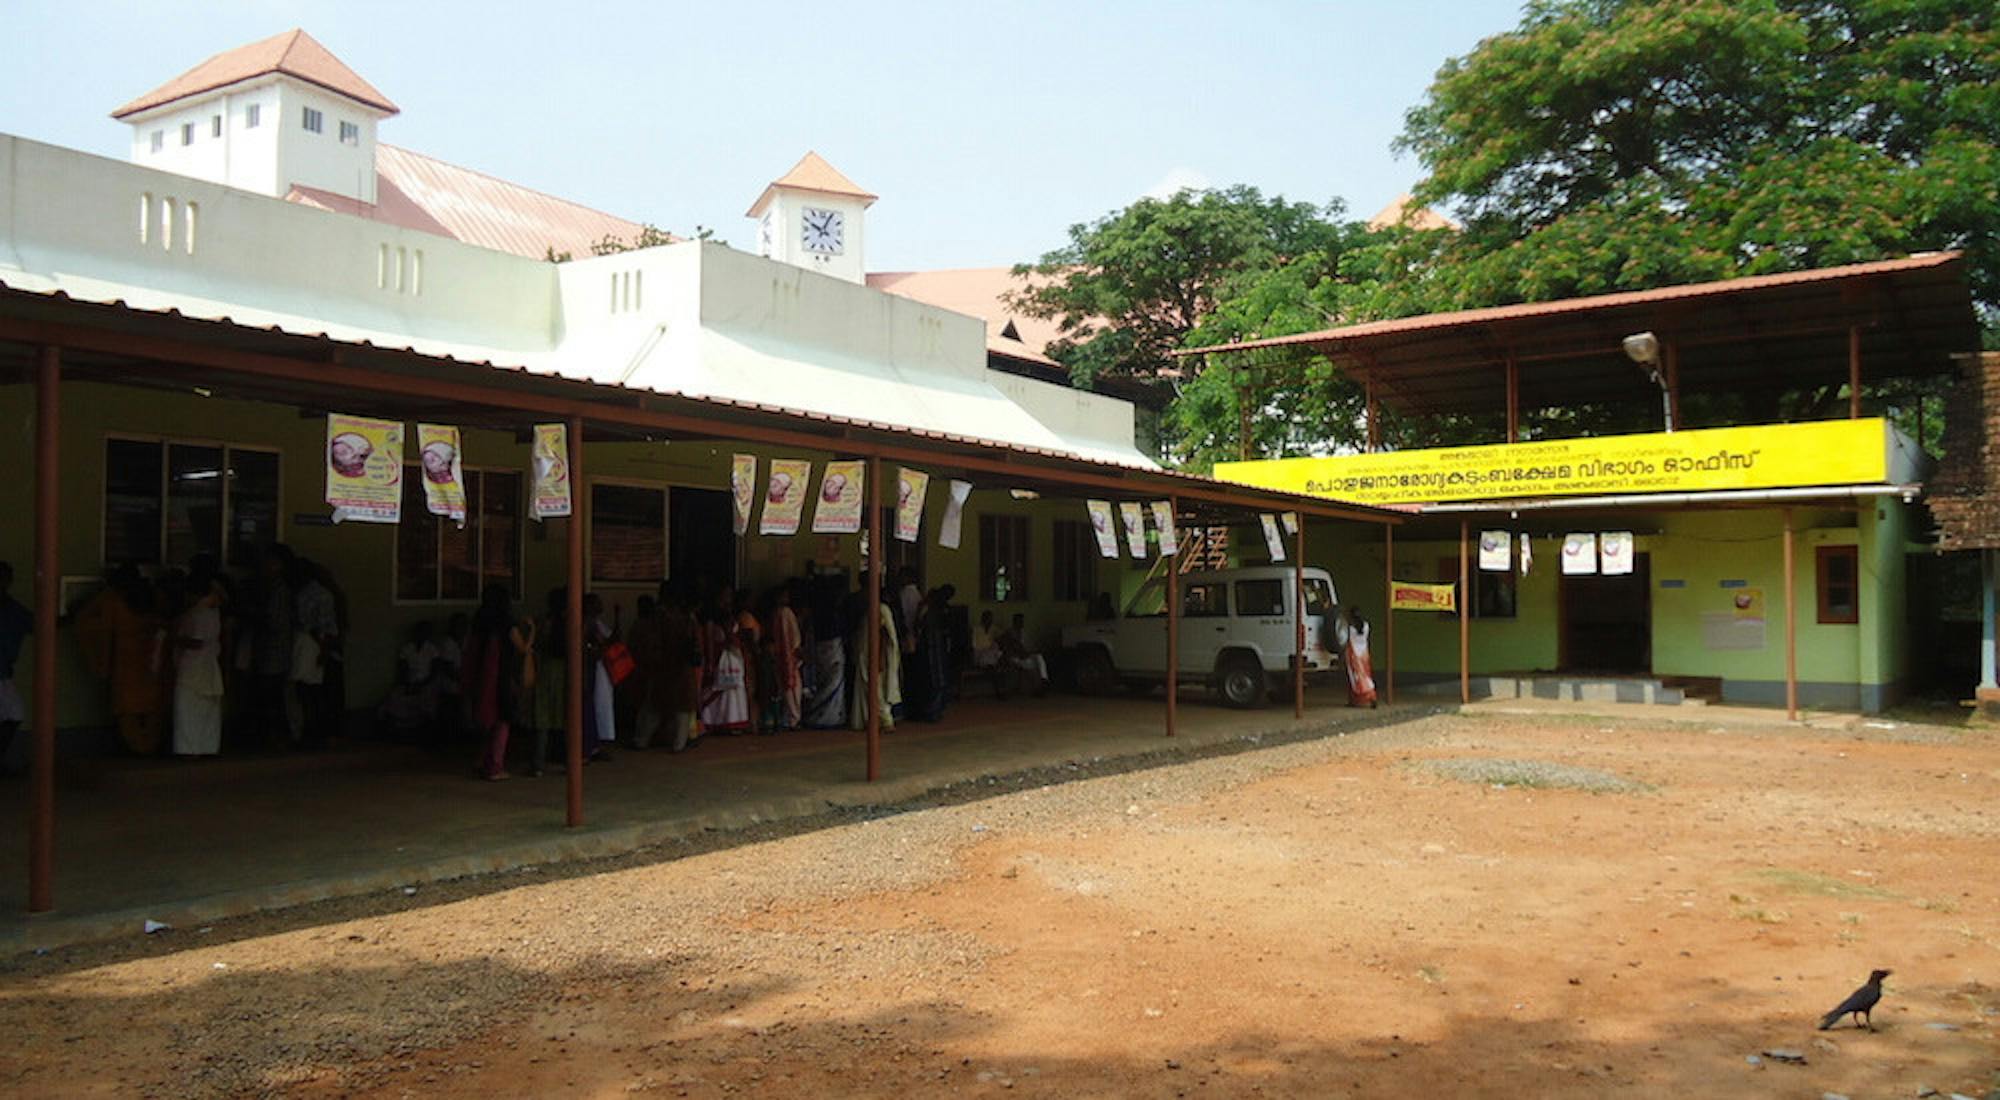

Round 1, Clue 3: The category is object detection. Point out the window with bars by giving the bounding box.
[302,106,323,134]
[980,514,1031,602]
[102,438,281,568]
[1817,545,1859,624]
[395,468,522,601]
[1052,518,1096,602]
[589,482,668,586]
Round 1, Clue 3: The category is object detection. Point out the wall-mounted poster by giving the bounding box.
[416,424,466,527]
[532,424,571,520]
[939,480,972,549]
[812,460,866,534]
[324,413,403,524]
[1120,502,1147,558]
[895,467,930,543]
[1261,514,1286,562]
[1478,530,1510,572]
[1519,532,1533,576]
[1390,580,1457,612]
[1152,501,1179,556]
[1732,587,1765,621]
[761,458,811,536]
[1086,500,1119,558]
[730,454,757,536]
[1600,531,1634,575]
[1560,532,1598,575]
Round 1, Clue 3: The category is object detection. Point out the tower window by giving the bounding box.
[338,120,359,145]
[245,103,261,128]
[149,130,164,153]
[302,107,323,134]
[211,114,222,138]
[180,122,194,146]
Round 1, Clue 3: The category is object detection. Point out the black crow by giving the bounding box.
[1818,969,1891,1031]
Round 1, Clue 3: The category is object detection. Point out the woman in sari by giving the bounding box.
[766,585,804,731]
[465,584,521,780]
[76,566,167,755]
[802,589,846,729]
[1332,605,1378,708]
[849,586,901,731]
[171,567,226,756]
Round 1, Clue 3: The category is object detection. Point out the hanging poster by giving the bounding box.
[1152,501,1179,557]
[1732,587,1765,621]
[416,424,466,527]
[760,458,811,536]
[939,479,972,549]
[1478,530,1510,572]
[1600,531,1634,576]
[1086,500,1119,558]
[1281,511,1299,536]
[1261,514,1286,562]
[1117,502,1146,559]
[531,423,571,520]
[324,413,404,524]
[730,454,757,536]
[1519,532,1533,576]
[812,459,866,534]
[1390,580,1458,612]
[895,467,930,543]
[1560,532,1598,575]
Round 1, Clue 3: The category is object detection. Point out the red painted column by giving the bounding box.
[1293,516,1305,719]
[564,416,585,827]
[1383,524,1396,705]
[866,457,883,780]
[1458,519,1471,705]
[1165,498,1180,738]
[29,346,59,913]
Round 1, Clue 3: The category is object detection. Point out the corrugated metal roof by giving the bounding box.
[0,280,1398,521]
[112,28,398,119]
[286,144,657,260]
[1186,253,1965,357]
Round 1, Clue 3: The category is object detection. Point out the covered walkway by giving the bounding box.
[0,686,1409,949]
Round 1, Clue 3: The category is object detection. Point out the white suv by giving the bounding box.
[1061,565,1340,708]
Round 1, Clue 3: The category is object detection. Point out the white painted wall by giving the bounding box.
[758,188,869,284]
[123,76,379,204]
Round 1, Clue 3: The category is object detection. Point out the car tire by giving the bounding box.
[1074,647,1116,697]
[1217,653,1266,709]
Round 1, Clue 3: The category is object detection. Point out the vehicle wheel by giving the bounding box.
[1074,647,1117,697]
[1217,653,1266,709]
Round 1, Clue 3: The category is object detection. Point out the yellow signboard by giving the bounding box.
[1216,419,1891,506]
[1390,581,1457,612]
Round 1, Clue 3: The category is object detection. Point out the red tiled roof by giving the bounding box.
[1185,253,1968,357]
[112,29,398,119]
[746,151,877,217]
[867,267,1067,362]
[286,144,657,261]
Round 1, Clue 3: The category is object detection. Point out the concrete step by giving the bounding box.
[1415,676,1690,706]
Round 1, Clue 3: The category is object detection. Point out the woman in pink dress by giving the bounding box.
[1332,606,1377,708]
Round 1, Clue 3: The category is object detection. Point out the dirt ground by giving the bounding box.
[3,711,1998,1098]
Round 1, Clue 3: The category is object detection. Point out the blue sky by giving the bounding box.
[0,0,1527,270]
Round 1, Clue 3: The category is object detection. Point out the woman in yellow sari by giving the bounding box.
[75,567,168,754]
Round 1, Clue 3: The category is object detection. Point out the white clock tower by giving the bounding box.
[746,151,876,284]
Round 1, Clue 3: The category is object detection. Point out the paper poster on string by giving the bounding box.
[1519,533,1533,576]
[895,467,930,543]
[1261,514,1286,562]
[812,460,866,534]
[1281,512,1299,536]
[1561,532,1598,575]
[730,454,757,536]
[760,458,811,536]
[1152,501,1179,556]
[531,424,571,520]
[1478,530,1510,572]
[1600,531,1634,576]
[1086,501,1119,558]
[324,413,403,524]
[1119,502,1147,558]
[415,424,466,527]
[939,480,972,549]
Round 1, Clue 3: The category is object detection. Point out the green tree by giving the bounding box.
[1395,0,2000,320]
[1005,187,1367,458]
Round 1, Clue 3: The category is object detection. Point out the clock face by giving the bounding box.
[801,207,844,255]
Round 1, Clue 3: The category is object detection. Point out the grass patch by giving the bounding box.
[1419,758,1654,794]
[1733,907,1789,924]
[1750,869,1898,900]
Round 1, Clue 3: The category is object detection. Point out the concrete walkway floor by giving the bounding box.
[0,686,1412,950]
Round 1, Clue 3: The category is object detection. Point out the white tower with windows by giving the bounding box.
[745,152,876,285]
[112,29,398,205]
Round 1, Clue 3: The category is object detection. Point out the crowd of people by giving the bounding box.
[436,566,1054,780]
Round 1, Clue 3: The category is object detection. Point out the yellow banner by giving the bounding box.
[1216,419,1890,505]
[813,460,866,534]
[416,424,466,527]
[761,458,811,536]
[1390,581,1457,613]
[895,467,930,543]
[532,424,571,520]
[325,413,404,524]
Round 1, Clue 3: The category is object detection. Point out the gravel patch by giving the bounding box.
[1417,756,1653,793]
